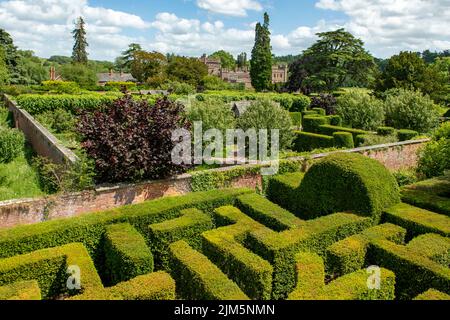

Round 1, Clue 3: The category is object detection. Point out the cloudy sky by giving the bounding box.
[0,0,449,61]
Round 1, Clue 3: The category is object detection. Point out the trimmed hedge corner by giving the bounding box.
[293,131,334,152]
[333,132,354,149]
[397,129,419,142]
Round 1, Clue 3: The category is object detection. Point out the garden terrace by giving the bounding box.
[0,154,448,301]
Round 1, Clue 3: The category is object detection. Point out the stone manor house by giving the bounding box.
[199,55,288,89]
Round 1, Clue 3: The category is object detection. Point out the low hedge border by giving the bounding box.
[0,243,103,299]
[302,115,329,133]
[202,206,274,300]
[333,132,354,149]
[382,203,450,239]
[368,238,450,299]
[266,172,304,215]
[0,280,41,300]
[236,193,303,231]
[247,212,372,299]
[397,129,419,142]
[293,131,334,152]
[318,125,369,141]
[71,271,175,300]
[0,188,252,261]
[288,252,395,300]
[169,240,249,300]
[326,223,406,276]
[406,234,450,267]
[104,223,154,285]
[148,208,213,270]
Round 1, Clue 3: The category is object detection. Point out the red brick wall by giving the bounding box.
[0,140,428,229]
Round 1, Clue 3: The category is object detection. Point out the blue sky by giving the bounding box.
[0,0,449,61]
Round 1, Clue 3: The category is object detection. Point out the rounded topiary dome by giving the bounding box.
[296,153,400,220]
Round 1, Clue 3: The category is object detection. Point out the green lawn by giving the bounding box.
[0,103,46,202]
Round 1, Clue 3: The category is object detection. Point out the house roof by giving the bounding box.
[230,101,253,117]
[97,73,136,83]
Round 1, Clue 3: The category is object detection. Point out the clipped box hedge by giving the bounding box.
[318,124,369,141]
[15,93,123,115]
[397,129,419,142]
[266,172,304,215]
[302,115,329,133]
[333,132,354,149]
[289,112,302,128]
[169,240,248,300]
[148,208,214,270]
[104,223,154,285]
[293,131,334,152]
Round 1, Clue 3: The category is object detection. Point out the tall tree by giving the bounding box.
[250,12,273,91]
[0,28,22,84]
[299,29,376,92]
[237,52,248,69]
[209,50,236,70]
[0,47,9,85]
[130,50,167,84]
[116,43,142,72]
[166,56,208,87]
[72,17,89,64]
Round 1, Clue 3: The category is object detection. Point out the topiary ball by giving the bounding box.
[296,153,400,221]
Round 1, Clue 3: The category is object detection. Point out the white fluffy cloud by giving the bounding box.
[0,0,147,60]
[196,0,263,17]
[315,0,450,56]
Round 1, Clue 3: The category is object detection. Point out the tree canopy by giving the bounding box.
[289,29,376,93]
[72,17,89,64]
[116,43,142,72]
[166,56,208,87]
[250,13,273,92]
[131,51,167,84]
[209,50,236,70]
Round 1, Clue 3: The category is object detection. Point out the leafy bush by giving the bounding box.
[293,131,334,152]
[333,132,354,149]
[16,94,122,115]
[336,89,385,130]
[289,112,302,128]
[161,81,196,95]
[59,63,98,89]
[310,93,337,115]
[187,99,236,135]
[393,169,419,187]
[384,89,440,133]
[327,115,342,126]
[397,129,419,142]
[377,127,395,136]
[36,109,76,134]
[417,123,450,178]
[77,96,191,183]
[237,99,294,150]
[41,81,80,94]
[356,133,398,147]
[311,108,326,116]
[302,115,329,133]
[0,126,25,163]
[296,153,400,220]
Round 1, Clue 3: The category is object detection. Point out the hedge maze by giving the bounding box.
[0,153,449,300]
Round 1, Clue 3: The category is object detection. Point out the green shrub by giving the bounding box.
[383,203,450,238]
[384,89,440,133]
[148,208,213,270]
[293,131,334,152]
[397,129,419,141]
[333,132,354,149]
[302,115,329,133]
[162,81,196,95]
[169,240,248,300]
[311,108,326,116]
[415,289,450,300]
[302,110,319,117]
[393,169,418,187]
[377,127,395,136]
[41,81,80,94]
[296,153,400,221]
[237,99,294,150]
[289,112,302,128]
[16,94,122,115]
[433,122,450,140]
[417,123,450,178]
[104,223,154,285]
[266,172,304,214]
[318,125,369,141]
[327,115,343,126]
[355,133,398,147]
[0,127,25,163]
[35,108,76,134]
[336,89,385,130]
[187,99,236,135]
[59,63,98,89]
